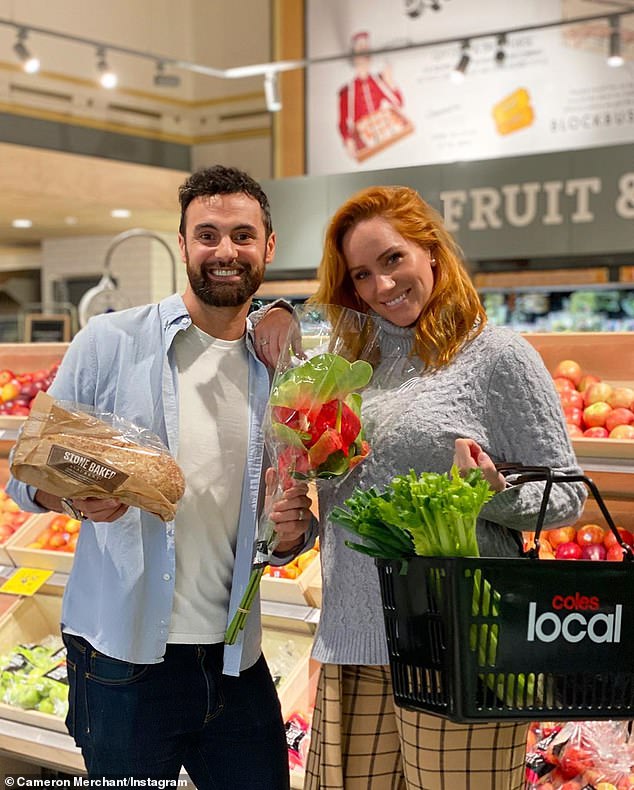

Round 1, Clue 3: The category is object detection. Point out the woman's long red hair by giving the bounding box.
[310,186,486,368]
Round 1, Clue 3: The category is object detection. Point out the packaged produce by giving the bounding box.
[0,636,68,718]
[525,719,634,789]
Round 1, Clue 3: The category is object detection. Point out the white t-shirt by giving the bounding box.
[168,323,249,644]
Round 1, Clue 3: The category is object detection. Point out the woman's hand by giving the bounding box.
[454,438,506,493]
[253,307,303,368]
[265,468,312,554]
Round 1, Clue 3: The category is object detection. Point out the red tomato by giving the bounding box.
[604,527,634,549]
[0,369,15,387]
[546,526,576,547]
[563,406,583,427]
[268,566,298,579]
[560,389,584,410]
[553,359,582,387]
[559,743,594,780]
[555,541,583,560]
[607,543,625,562]
[553,376,575,393]
[0,524,15,543]
[576,524,605,546]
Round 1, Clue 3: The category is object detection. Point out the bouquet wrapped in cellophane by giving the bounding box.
[225,305,381,644]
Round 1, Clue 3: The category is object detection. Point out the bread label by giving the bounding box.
[47,445,129,492]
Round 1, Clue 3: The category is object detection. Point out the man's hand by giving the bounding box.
[254,307,304,369]
[454,438,506,493]
[34,489,129,522]
[71,497,130,522]
[265,469,312,554]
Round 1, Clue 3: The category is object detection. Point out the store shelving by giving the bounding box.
[0,332,631,782]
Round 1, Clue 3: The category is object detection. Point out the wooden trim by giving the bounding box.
[273,0,305,177]
[192,127,271,145]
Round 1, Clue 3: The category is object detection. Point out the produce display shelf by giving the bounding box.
[572,437,634,461]
[0,716,84,773]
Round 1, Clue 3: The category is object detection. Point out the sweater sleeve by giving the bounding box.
[479,333,587,533]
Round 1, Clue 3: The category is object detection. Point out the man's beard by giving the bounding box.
[186,256,265,307]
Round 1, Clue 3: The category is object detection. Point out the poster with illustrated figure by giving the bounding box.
[306,0,634,175]
[338,31,414,161]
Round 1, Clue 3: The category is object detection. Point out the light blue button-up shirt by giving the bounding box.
[6,293,282,676]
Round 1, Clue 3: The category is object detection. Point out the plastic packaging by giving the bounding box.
[10,391,185,522]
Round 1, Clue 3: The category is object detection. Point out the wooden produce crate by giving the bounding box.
[305,562,322,609]
[524,332,634,388]
[0,592,67,733]
[261,555,321,607]
[523,332,634,460]
[6,513,77,575]
[0,342,67,432]
[575,497,634,534]
[0,458,34,567]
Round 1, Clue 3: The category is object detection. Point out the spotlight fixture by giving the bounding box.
[607,16,624,68]
[495,33,507,65]
[451,40,470,83]
[264,71,282,112]
[154,60,181,88]
[13,28,40,74]
[96,47,118,89]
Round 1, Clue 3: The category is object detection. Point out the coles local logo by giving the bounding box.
[526,592,622,644]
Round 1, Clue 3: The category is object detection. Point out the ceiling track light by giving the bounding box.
[451,40,470,83]
[154,60,181,88]
[607,16,624,68]
[13,28,40,74]
[264,71,282,112]
[0,9,632,90]
[96,47,118,89]
[495,33,507,65]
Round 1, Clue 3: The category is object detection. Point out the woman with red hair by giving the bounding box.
[256,185,585,789]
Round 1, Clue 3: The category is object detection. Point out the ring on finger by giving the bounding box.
[298,508,304,521]
[258,338,269,346]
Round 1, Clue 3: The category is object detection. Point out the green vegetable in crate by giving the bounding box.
[331,465,535,708]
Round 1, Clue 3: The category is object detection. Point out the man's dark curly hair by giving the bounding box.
[178,165,273,238]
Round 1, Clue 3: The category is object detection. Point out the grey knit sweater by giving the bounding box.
[312,319,587,666]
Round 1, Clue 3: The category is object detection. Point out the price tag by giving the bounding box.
[0,567,54,596]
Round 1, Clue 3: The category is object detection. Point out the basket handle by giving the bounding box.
[495,463,634,562]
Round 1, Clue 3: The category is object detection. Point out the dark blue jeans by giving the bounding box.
[63,634,290,789]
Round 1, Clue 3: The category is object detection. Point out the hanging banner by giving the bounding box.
[306,0,634,175]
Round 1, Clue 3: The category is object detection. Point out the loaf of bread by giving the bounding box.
[10,392,185,522]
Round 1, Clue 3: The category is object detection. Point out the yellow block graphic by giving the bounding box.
[492,88,535,135]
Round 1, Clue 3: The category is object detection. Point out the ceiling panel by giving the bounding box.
[0,142,188,249]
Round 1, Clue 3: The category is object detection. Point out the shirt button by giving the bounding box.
[162,573,171,581]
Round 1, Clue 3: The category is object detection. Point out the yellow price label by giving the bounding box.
[0,567,54,596]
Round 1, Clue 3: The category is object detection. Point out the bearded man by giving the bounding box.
[6,165,314,789]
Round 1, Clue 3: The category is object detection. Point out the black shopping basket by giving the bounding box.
[376,466,634,723]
